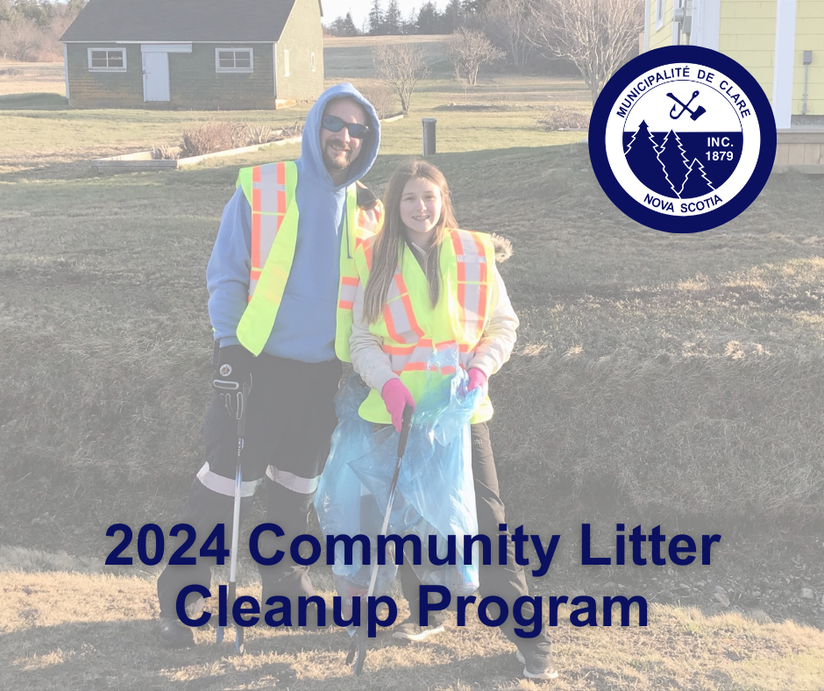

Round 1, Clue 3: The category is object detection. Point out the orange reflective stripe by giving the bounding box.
[382,272,425,344]
[450,229,491,345]
[251,166,262,271]
[338,275,359,309]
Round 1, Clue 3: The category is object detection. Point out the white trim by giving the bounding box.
[197,462,262,497]
[273,42,278,97]
[266,466,320,494]
[656,0,664,29]
[63,43,70,99]
[644,0,650,51]
[671,0,682,45]
[88,47,126,72]
[141,43,192,54]
[691,0,720,50]
[215,47,254,73]
[773,0,797,129]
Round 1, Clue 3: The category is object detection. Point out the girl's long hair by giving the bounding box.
[363,160,458,324]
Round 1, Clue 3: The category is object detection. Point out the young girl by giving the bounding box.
[349,160,558,681]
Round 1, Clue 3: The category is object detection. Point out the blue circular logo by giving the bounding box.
[589,46,776,233]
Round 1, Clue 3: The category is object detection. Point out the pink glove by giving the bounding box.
[381,379,415,432]
[467,368,487,392]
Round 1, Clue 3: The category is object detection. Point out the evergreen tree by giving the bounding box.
[328,11,359,36]
[384,0,402,34]
[368,0,384,35]
[624,121,666,195]
[680,158,716,198]
[463,0,491,17]
[656,130,691,198]
[443,0,464,33]
[416,1,443,34]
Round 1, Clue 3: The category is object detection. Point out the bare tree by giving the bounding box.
[481,0,540,69]
[446,27,504,86]
[372,44,430,113]
[531,0,643,104]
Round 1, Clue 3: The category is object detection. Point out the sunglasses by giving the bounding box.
[322,115,370,139]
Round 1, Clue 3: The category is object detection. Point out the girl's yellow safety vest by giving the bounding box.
[355,228,496,424]
[234,161,383,362]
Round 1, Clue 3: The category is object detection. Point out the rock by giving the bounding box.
[714,592,731,607]
[802,588,815,599]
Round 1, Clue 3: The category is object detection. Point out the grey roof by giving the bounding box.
[61,0,306,43]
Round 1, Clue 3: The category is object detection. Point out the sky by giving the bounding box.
[321,0,451,32]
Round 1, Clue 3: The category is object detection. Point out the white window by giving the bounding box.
[88,48,126,71]
[215,48,253,73]
[656,0,665,29]
[311,51,315,72]
[283,49,290,77]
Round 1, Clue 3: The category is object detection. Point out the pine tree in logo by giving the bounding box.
[679,158,716,198]
[624,121,664,194]
[656,130,691,198]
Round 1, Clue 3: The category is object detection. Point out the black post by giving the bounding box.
[422,118,437,156]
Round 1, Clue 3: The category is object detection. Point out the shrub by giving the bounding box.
[537,106,591,131]
[179,121,247,158]
[151,145,179,160]
[358,85,397,119]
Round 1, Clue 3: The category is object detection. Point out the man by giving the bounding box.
[157,83,382,648]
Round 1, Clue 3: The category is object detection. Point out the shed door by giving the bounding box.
[142,52,170,102]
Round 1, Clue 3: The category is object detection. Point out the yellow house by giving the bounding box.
[644,0,824,168]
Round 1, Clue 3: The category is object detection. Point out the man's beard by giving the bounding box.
[323,141,352,172]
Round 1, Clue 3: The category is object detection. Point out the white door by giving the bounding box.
[142,52,170,102]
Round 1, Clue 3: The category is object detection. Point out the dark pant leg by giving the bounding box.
[471,422,551,651]
[256,358,342,606]
[157,391,268,619]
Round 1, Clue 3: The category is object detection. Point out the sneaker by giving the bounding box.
[159,617,195,649]
[517,648,559,680]
[392,614,446,642]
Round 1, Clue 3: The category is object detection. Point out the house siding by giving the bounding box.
[276,0,323,100]
[168,43,275,109]
[66,43,144,107]
[66,42,276,109]
[794,0,824,115]
[649,0,676,50]
[718,0,776,100]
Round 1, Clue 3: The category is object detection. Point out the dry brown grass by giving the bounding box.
[2,569,824,690]
[0,60,64,96]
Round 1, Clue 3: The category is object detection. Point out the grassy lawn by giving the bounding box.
[2,39,824,689]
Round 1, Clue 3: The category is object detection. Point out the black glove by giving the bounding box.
[213,344,253,420]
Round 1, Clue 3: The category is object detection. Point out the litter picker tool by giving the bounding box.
[214,374,252,655]
[346,403,414,676]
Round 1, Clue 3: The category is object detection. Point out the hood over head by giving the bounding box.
[298,83,381,189]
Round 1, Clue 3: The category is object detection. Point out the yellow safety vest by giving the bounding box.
[234,161,383,361]
[355,228,496,424]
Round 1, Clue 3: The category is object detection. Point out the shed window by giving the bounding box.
[283,49,290,77]
[216,48,253,73]
[311,51,315,72]
[88,48,126,71]
[656,0,664,28]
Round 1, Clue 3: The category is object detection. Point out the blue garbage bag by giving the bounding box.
[314,374,397,601]
[315,346,482,602]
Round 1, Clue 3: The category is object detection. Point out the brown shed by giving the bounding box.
[60,0,324,109]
